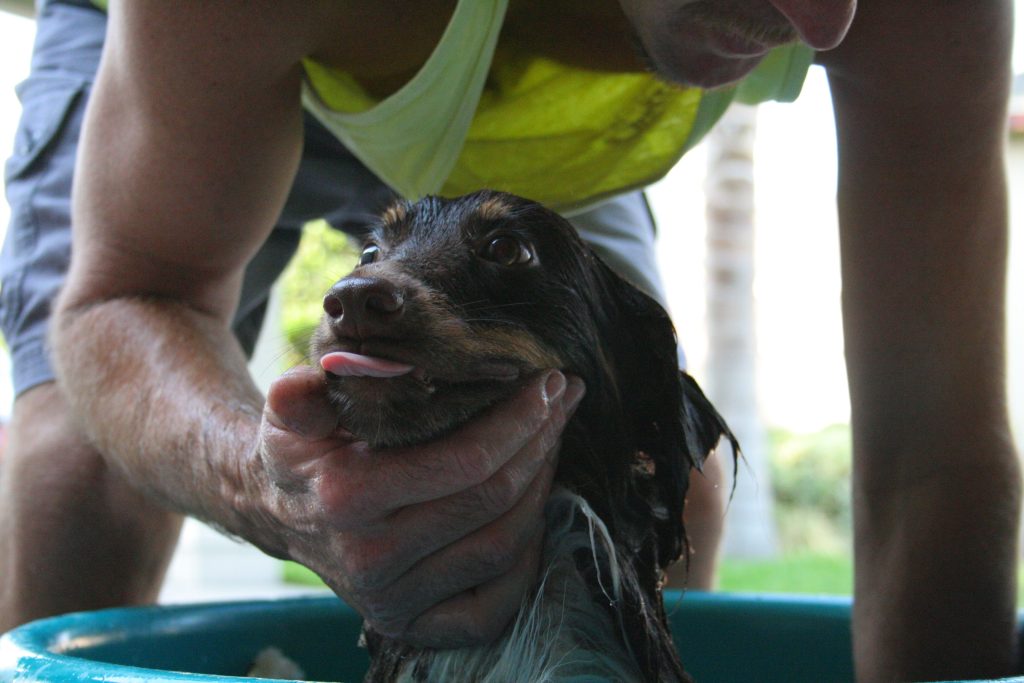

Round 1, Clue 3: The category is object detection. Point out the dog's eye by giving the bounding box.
[482,235,533,267]
[358,245,381,266]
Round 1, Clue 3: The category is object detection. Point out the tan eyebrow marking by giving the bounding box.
[477,196,513,221]
[381,202,408,226]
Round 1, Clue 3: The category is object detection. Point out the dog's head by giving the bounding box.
[311,190,733,570]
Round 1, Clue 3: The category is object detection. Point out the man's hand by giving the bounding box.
[253,367,584,647]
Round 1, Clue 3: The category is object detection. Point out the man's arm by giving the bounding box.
[53,1,575,646]
[820,0,1019,679]
[55,0,314,537]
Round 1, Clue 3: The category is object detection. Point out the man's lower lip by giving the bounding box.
[707,28,772,57]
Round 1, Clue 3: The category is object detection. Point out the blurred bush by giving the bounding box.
[278,220,359,367]
[768,424,852,555]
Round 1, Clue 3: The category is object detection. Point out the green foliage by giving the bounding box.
[768,424,853,555]
[283,561,325,587]
[278,220,360,366]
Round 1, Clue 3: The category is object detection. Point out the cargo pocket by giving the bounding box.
[4,74,86,183]
[1,74,88,337]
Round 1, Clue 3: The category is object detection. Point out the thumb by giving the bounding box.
[265,365,341,440]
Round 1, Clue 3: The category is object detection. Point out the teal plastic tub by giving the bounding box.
[0,592,1020,682]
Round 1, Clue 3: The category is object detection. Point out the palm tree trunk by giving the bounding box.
[705,103,779,558]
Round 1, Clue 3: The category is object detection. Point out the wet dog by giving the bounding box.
[311,191,736,682]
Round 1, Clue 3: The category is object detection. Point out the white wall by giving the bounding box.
[652,67,1024,443]
[650,68,849,433]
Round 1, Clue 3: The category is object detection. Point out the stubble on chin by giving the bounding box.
[622,0,798,88]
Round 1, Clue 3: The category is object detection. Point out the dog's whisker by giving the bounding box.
[461,299,532,309]
[460,302,534,315]
[460,318,524,326]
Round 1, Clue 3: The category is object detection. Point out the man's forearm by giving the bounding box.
[48,1,307,543]
[839,150,1020,681]
[823,1,1018,679]
[52,295,272,548]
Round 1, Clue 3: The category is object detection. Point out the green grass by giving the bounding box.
[718,553,852,596]
[719,557,1024,607]
[282,554,856,595]
[284,556,1024,607]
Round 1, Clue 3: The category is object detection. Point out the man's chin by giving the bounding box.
[656,53,765,89]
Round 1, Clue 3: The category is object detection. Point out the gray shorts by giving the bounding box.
[0,0,674,398]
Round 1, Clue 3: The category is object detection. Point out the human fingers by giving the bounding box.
[323,371,571,516]
[377,370,567,504]
[360,464,552,647]
[346,434,558,612]
[369,381,581,577]
[308,378,578,626]
[381,513,548,648]
[258,365,357,496]
[263,365,343,441]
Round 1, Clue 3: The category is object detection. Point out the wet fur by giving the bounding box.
[311,191,737,682]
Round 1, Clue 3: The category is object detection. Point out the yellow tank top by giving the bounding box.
[301,0,813,213]
[91,0,811,211]
[87,0,810,212]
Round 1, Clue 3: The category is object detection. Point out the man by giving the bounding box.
[1,0,726,638]
[11,1,1024,681]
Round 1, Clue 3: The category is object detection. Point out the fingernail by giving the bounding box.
[563,377,586,411]
[543,370,566,403]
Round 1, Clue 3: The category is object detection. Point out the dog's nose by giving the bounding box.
[323,277,405,337]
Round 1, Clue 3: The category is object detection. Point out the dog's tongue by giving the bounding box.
[320,352,414,378]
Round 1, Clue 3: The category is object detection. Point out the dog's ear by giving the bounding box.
[678,372,738,473]
[590,257,738,568]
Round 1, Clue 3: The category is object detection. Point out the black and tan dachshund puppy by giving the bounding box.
[311,191,736,683]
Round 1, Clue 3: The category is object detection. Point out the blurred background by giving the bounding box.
[0,5,1022,602]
